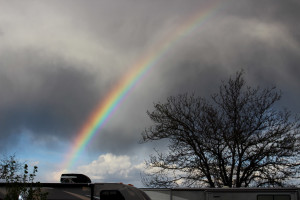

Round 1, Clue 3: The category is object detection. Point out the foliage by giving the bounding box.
[141,71,300,188]
[0,155,48,200]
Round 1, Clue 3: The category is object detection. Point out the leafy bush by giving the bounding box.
[0,155,48,200]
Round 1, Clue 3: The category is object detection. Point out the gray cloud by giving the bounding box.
[0,49,101,150]
[0,0,300,183]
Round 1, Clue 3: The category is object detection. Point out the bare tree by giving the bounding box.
[141,71,300,188]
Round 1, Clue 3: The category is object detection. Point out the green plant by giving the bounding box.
[0,155,48,200]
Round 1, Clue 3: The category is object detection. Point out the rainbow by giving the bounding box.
[63,0,222,170]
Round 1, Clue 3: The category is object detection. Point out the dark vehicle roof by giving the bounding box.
[60,173,91,183]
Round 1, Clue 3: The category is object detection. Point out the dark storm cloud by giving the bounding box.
[0,49,101,151]
[223,0,300,113]
[144,0,300,113]
[47,0,217,53]
[79,0,300,155]
[226,0,300,29]
[1,0,300,182]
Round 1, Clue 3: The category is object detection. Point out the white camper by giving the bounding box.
[142,187,299,200]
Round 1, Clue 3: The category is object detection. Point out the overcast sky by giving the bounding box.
[0,0,300,186]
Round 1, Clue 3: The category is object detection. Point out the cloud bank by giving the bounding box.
[0,0,300,185]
